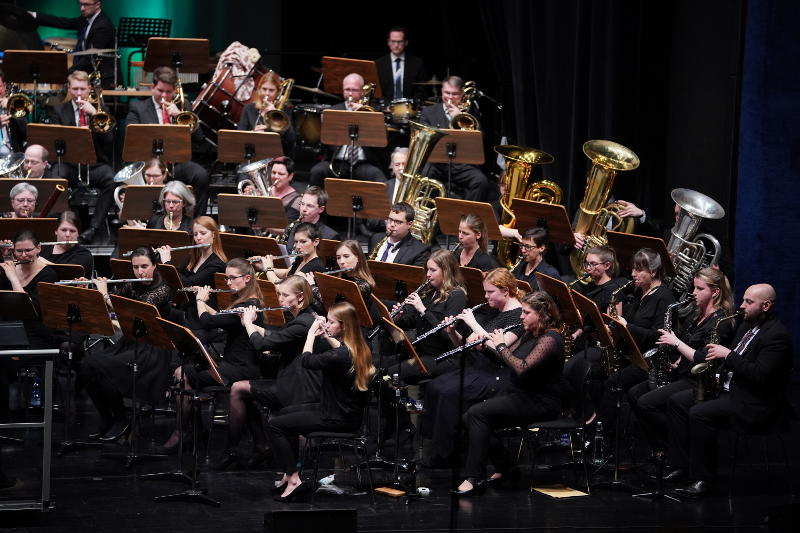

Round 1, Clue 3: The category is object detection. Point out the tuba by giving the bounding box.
[666,188,725,294]
[569,140,640,284]
[257,77,294,133]
[494,145,558,269]
[450,81,479,130]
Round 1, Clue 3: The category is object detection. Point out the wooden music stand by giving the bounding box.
[324,178,390,239]
[46,263,85,281]
[216,193,288,229]
[110,295,173,348]
[3,50,68,119]
[142,37,210,73]
[217,130,283,163]
[156,318,223,385]
[602,313,647,371]
[213,272,285,326]
[0,291,38,320]
[28,125,97,165]
[157,263,188,306]
[382,318,428,374]
[38,283,115,337]
[218,233,287,268]
[109,258,134,279]
[368,260,426,302]
[321,56,383,98]
[119,185,165,221]
[511,198,576,246]
[123,124,192,162]
[534,273,582,329]
[435,198,501,240]
[321,110,387,148]
[0,179,69,215]
[571,291,614,348]
[0,218,59,241]
[314,273,373,328]
[117,227,193,265]
[317,238,342,264]
[459,266,486,307]
[428,129,485,165]
[606,231,676,277]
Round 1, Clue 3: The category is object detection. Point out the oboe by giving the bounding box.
[412,302,488,345]
[55,278,153,285]
[177,287,236,293]
[435,322,523,362]
[215,305,290,315]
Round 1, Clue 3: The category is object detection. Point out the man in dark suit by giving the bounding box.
[666,283,793,497]
[308,73,386,188]
[125,66,210,218]
[0,70,27,156]
[376,26,428,102]
[419,76,492,202]
[30,1,117,88]
[22,145,52,179]
[369,202,429,267]
[49,70,115,243]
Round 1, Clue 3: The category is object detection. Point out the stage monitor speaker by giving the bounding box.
[264,508,357,533]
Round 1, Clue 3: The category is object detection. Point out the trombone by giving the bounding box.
[167,77,200,132]
[449,81,479,130]
[255,78,294,133]
[87,81,116,133]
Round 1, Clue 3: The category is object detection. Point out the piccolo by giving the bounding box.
[177,287,236,293]
[434,322,523,362]
[215,306,290,315]
[412,302,488,345]
[1,241,79,248]
[366,279,432,340]
[122,243,210,257]
[55,278,153,285]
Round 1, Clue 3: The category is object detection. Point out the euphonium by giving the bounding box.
[258,77,294,133]
[494,145,558,269]
[450,81,479,130]
[172,77,200,132]
[112,161,146,210]
[237,158,272,196]
[569,140,640,284]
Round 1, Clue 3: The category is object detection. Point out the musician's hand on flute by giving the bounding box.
[93,276,109,297]
[195,285,211,304]
[485,329,506,351]
[156,245,172,264]
[239,305,258,326]
[248,255,267,272]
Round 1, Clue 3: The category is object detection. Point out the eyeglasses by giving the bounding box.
[224,274,246,282]
[163,199,183,205]
[14,248,36,254]
[583,261,608,269]
[386,217,407,226]
[519,243,537,250]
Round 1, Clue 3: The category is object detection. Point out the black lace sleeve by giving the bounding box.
[142,283,172,309]
[499,333,561,376]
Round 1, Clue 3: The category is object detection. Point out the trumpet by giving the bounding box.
[177,287,236,293]
[434,322,523,362]
[55,278,153,285]
[122,243,210,257]
[412,302,488,345]
[163,77,200,132]
[215,305,290,315]
[2,240,78,248]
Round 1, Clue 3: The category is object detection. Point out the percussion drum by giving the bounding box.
[294,104,330,150]
[387,98,419,125]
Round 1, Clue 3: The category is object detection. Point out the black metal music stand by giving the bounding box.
[117,17,172,86]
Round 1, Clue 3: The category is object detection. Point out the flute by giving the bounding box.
[122,243,210,257]
[248,251,307,262]
[319,266,354,276]
[215,305,290,315]
[55,278,153,285]
[1,240,79,248]
[434,322,523,362]
[412,302,488,345]
[366,279,432,340]
[177,287,236,293]
[10,259,33,265]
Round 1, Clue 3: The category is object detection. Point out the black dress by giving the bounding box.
[456,248,499,272]
[0,265,58,348]
[147,214,193,234]
[287,256,325,276]
[40,244,94,277]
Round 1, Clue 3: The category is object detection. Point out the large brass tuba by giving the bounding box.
[450,81,479,130]
[494,145,558,269]
[569,140,640,283]
[666,188,725,293]
[237,158,273,196]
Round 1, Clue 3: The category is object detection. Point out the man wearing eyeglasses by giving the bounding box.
[29,1,117,88]
[376,26,428,102]
[369,202,429,267]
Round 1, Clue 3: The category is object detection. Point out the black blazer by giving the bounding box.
[375,53,427,100]
[50,101,114,165]
[376,232,430,267]
[126,98,205,144]
[237,102,297,156]
[36,10,116,86]
[420,102,480,130]
[724,316,794,430]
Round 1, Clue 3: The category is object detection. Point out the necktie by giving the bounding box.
[734,327,756,353]
[79,109,86,127]
[380,241,391,262]
[394,57,403,99]
[162,105,170,125]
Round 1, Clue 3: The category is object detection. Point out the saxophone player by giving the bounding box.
[368,202,430,267]
[666,283,793,497]
[237,71,297,156]
[285,186,340,248]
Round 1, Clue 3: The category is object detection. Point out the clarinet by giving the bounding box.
[366,279,432,340]
[435,323,522,363]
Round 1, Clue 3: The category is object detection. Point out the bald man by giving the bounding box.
[308,73,386,187]
[23,145,51,179]
[665,283,793,497]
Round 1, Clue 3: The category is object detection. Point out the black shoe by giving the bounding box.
[98,420,130,442]
[273,481,310,502]
[155,435,191,455]
[675,480,712,498]
[452,480,486,496]
[210,450,241,471]
[271,479,288,494]
[663,468,687,482]
[89,419,114,440]
[79,227,97,244]
[486,467,521,488]
[245,447,273,469]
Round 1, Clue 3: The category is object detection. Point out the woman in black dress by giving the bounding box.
[256,222,325,282]
[455,213,499,271]
[304,239,375,314]
[79,247,173,441]
[146,181,195,233]
[267,301,375,502]
[40,211,94,276]
[456,291,565,494]
[511,227,561,290]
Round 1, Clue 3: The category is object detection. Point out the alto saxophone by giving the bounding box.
[690,310,743,401]
[644,295,694,390]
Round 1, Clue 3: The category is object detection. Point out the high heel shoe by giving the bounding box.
[273,481,310,503]
[451,479,486,496]
[271,479,288,494]
[98,420,131,442]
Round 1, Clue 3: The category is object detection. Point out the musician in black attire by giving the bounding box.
[457,292,565,494]
[628,268,735,455]
[40,211,94,276]
[376,26,428,102]
[667,283,793,497]
[256,222,325,283]
[369,202,430,267]
[305,240,374,316]
[267,302,376,502]
[237,71,296,157]
[511,227,560,290]
[286,187,340,248]
[146,181,194,233]
[455,214,499,271]
[0,70,27,155]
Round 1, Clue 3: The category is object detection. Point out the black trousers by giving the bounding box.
[173,161,210,217]
[629,377,694,451]
[309,160,386,188]
[597,364,648,430]
[667,389,731,481]
[266,410,356,473]
[426,163,492,202]
[52,161,115,230]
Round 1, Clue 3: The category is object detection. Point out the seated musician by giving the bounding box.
[304,239,374,311]
[146,181,195,233]
[362,147,407,238]
[49,70,116,244]
[456,214,499,271]
[308,73,386,187]
[286,186,340,248]
[79,247,174,441]
[6,182,37,218]
[254,222,325,282]
[212,276,316,470]
[369,202,430,267]
[0,69,27,156]
[40,211,95,275]
[419,76,492,202]
[457,291,565,495]
[423,268,524,465]
[125,66,210,218]
[376,26,428,103]
[22,145,51,179]
[627,267,735,458]
[267,302,375,502]
[511,227,560,290]
[158,258,264,454]
[667,283,793,497]
[237,71,297,157]
[142,159,169,185]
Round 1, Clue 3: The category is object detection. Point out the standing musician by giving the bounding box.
[50,70,116,243]
[627,267,734,456]
[457,291,565,495]
[511,227,560,290]
[211,276,316,470]
[254,222,325,282]
[147,181,195,233]
[158,258,264,454]
[455,214,499,271]
[79,247,173,441]
[286,186,340,248]
[423,268,524,465]
[237,71,296,157]
[22,145,51,179]
[667,284,793,497]
[369,202,430,267]
[40,211,95,275]
[125,66,210,217]
[6,182,37,218]
[419,76,492,202]
[308,73,387,188]
[267,302,376,502]
[376,26,428,102]
[0,70,27,155]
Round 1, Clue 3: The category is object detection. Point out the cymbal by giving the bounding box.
[294,84,340,99]
[70,48,117,57]
[413,79,442,86]
[0,4,38,33]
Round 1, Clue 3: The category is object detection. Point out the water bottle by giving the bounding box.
[560,433,570,447]
[593,421,604,464]
[30,376,42,408]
